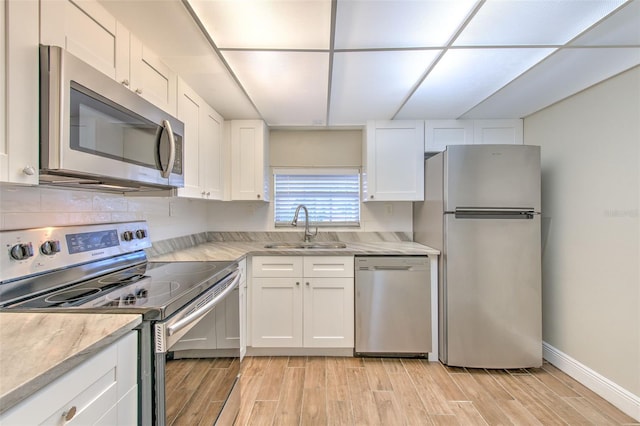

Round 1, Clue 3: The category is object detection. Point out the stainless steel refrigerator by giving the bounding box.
[414,144,542,369]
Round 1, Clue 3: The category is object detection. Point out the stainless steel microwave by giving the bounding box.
[39,45,184,192]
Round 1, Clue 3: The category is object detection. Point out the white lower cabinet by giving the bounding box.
[0,331,138,425]
[251,256,354,349]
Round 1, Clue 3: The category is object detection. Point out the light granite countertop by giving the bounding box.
[149,240,439,263]
[0,312,142,414]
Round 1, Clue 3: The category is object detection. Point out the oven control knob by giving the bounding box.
[40,240,61,256]
[136,288,148,299]
[10,243,34,260]
[135,229,147,239]
[123,293,136,306]
[122,231,134,242]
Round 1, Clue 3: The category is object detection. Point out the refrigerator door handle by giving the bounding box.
[453,208,538,220]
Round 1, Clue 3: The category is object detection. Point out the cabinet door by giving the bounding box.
[0,0,39,185]
[425,120,474,152]
[363,120,424,201]
[176,80,203,199]
[473,119,523,145]
[231,120,269,201]
[303,278,354,348]
[201,105,224,200]
[252,277,302,347]
[40,0,120,79]
[129,34,177,116]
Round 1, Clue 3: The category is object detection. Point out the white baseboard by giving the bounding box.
[543,341,640,422]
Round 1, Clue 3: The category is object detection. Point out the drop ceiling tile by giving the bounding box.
[187,0,331,49]
[396,48,555,119]
[334,0,477,49]
[222,51,329,126]
[329,50,441,125]
[571,0,640,46]
[164,55,259,119]
[462,47,640,119]
[100,0,211,56]
[454,0,627,46]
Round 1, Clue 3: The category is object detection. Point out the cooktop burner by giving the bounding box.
[4,260,236,318]
[45,287,102,304]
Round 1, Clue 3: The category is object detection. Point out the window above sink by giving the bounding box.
[273,168,361,228]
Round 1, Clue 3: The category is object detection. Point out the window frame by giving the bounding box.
[272,167,361,228]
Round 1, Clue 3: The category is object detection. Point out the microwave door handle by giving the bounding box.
[160,119,176,178]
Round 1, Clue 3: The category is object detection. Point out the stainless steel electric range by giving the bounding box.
[0,221,241,425]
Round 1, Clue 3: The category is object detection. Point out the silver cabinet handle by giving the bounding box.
[160,120,176,179]
[135,88,143,94]
[121,79,130,86]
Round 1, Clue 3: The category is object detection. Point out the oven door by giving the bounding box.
[154,268,241,426]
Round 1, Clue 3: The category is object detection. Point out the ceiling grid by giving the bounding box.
[100,0,640,127]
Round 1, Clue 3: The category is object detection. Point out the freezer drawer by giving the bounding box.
[355,256,431,356]
[443,214,542,368]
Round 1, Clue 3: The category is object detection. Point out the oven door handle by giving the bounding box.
[167,270,241,337]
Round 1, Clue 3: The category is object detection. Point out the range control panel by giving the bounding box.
[0,221,151,283]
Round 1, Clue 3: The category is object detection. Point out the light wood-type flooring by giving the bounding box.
[169,356,639,425]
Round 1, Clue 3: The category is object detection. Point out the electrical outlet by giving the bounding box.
[385,203,393,215]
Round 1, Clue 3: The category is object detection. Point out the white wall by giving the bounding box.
[0,186,210,241]
[205,199,413,233]
[525,66,639,396]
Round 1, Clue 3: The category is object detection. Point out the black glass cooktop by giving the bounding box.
[6,261,236,319]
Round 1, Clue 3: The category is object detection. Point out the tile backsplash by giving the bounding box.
[1,185,414,240]
[0,185,209,241]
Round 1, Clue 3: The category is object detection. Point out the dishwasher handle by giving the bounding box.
[369,265,412,271]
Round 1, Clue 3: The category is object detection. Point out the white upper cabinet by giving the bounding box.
[425,120,474,153]
[362,120,424,201]
[40,0,120,79]
[473,119,524,145]
[425,119,523,152]
[201,105,225,200]
[176,79,224,200]
[0,0,39,185]
[41,0,177,115]
[177,80,204,199]
[123,32,177,116]
[230,120,270,201]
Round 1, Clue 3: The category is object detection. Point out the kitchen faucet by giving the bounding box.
[291,204,318,242]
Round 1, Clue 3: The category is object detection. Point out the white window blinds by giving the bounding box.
[273,169,360,227]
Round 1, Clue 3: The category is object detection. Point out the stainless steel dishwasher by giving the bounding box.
[355,256,431,357]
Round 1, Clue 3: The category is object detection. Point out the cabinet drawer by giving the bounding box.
[304,256,354,278]
[252,256,302,277]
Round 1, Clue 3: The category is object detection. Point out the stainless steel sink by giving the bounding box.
[263,242,347,249]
